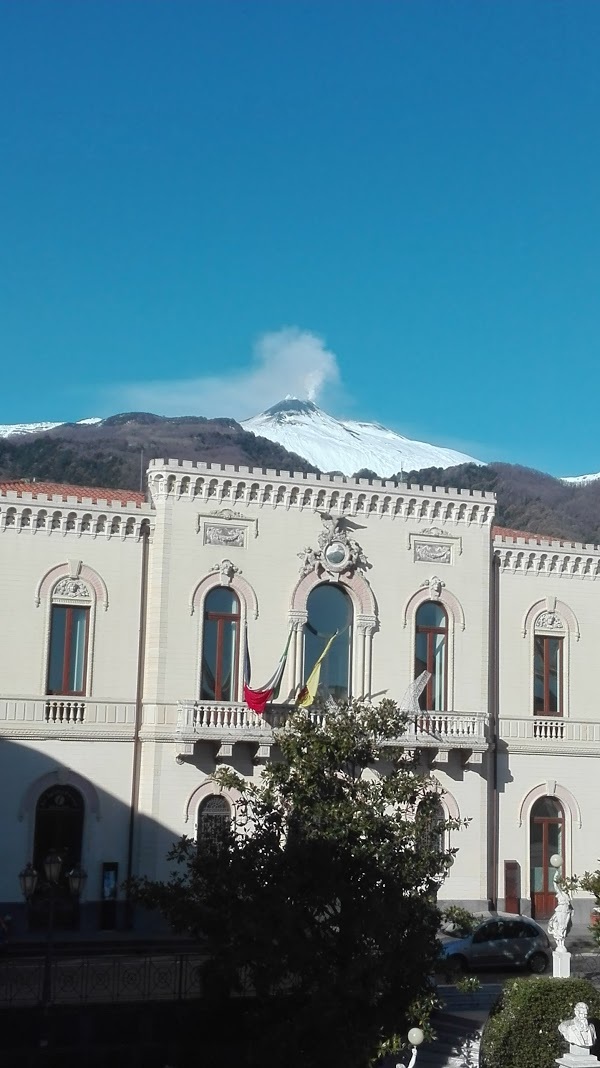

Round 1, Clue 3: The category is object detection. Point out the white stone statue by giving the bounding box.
[559,1002,597,1053]
[548,870,573,952]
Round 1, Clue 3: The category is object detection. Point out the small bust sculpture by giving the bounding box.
[547,871,573,952]
[559,1002,597,1053]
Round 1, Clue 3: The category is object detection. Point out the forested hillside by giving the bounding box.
[397,463,600,544]
[0,413,318,490]
[1,415,599,544]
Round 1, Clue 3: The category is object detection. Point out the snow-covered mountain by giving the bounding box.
[0,417,101,439]
[242,398,482,477]
[561,471,600,485]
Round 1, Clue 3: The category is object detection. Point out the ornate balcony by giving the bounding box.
[175,701,488,763]
[500,716,600,755]
[0,697,136,740]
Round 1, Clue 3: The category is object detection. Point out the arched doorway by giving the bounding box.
[31,785,85,930]
[197,795,231,847]
[530,796,564,919]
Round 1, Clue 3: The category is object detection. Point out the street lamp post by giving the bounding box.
[397,1027,424,1068]
[19,853,87,1011]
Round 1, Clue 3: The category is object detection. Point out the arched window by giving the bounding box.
[304,584,352,700]
[200,588,241,701]
[197,795,231,845]
[415,602,448,711]
[47,581,92,696]
[416,797,446,855]
[534,632,563,716]
[530,796,564,920]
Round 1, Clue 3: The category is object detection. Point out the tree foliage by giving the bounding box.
[130,698,458,1068]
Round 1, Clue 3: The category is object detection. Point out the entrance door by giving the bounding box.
[530,796,564,920]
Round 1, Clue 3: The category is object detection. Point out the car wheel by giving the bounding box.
[528,952,548,974]
[445,955,468,978]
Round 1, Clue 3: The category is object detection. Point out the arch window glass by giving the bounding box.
[304,584,352,700]
[200,588,241,701]
[415,602,448,711]
[197,795,231,845]
[47,605,90,695]
[530,796,564,920]
[534,636,563,716]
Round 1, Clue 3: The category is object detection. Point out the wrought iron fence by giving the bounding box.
[0,953,209,1007]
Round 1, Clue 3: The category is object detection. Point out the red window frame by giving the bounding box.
[415,603,448,711]
[46,605,90,697]
[201,593,241,701]
[533,635,563,716]
[530,797,565,919]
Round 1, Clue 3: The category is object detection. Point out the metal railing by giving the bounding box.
[0,952,207,1007]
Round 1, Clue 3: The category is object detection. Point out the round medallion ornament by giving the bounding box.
[323,540,350,572]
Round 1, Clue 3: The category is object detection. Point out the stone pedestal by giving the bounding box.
[556,1053,600,1068]
[553,948,571,977]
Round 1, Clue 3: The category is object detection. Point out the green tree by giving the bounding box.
[131,698,459,1068]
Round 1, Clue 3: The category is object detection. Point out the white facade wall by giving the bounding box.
[1,465,598,933]
[495,535,600,922]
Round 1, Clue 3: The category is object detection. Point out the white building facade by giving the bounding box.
[0,460,597,934]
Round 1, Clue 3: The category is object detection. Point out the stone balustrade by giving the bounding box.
[500,716,600,752]
[0,697,137,738]
[175,700,488,754]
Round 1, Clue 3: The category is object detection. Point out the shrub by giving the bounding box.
[480,977,600,1068]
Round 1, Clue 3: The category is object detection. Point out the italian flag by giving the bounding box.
[243,629,293,714]
[296,631,338,708]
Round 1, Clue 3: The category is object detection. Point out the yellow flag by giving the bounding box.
[297,632,338,707]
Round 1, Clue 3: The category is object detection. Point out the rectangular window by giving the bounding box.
[47,605,90,695]
[533,635,562,715]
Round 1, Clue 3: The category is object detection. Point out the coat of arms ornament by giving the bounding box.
[298,513,369,579]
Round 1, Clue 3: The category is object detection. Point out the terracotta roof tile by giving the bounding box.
[493,525,558,543]
[0,480,146,506]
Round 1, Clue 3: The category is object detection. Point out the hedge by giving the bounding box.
[480,976,600,1068]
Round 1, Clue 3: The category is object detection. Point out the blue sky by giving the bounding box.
[2,2,600,476]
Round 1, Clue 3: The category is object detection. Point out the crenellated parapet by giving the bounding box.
[0,492,153,540]
[147,459,496,526]
[494,531,600,579]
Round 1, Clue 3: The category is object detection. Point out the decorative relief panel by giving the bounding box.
[534,611,564,631]
[409,528,460,562]
[298,513,370,580]
[209,559,242,585]
[52,578,92,601]
[414,542,452,564]
[420,527,453,538]
[420,575,445,600]
[204,524,245,548]
[197,509,257,545]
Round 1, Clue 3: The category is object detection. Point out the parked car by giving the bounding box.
[439,913,550,974]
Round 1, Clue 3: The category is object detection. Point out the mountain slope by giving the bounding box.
[3,402,600,544]
[0,412,319,490]
[401,462,600,545]
[242,399,482,476]
[0,417,102,439]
